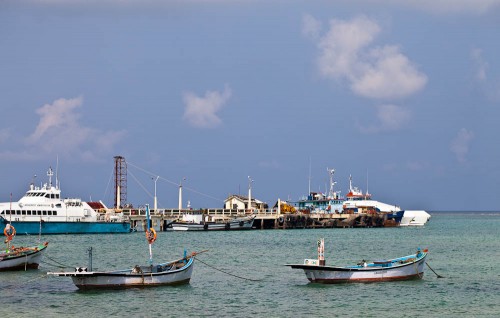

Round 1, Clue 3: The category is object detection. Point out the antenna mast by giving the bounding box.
[114,156,127,209]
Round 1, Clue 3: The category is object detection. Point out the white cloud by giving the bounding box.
[0,96,125,162]
[302,14,322,41]
[308,15,427,100]
[450,128,474,163]
[183,85,232,128]
[27,96,84,144]
[359,104,411,133]
[471,48,488,81]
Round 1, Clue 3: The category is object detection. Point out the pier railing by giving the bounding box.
[120,208,281,218]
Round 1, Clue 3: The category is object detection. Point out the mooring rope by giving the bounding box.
[195,257,262,282]
[42,255,74,269]
[426,261,444,278]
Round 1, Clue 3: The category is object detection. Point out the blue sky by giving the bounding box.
[1,1,499,211]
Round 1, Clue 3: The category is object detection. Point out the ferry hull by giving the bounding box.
[1,219,131,235]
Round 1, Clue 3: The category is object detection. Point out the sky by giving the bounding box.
[1,0,499,211]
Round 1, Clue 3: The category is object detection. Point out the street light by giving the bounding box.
[248,176,253,212]
[178,177,186,211]
[152,176,159,212]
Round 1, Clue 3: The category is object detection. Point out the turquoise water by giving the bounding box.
[1,212,499,317]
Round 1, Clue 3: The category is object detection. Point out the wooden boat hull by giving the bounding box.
[0,243,48,271]
[288,252,426,284]
[50,257,194,289]
[168,215,255,231]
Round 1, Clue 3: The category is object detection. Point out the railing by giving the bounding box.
[120,208,282,218]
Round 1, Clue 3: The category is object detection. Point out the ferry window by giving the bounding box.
[22,210,26,215]
[43,211,47,215]
[53,211,57,216]
[0,211,3,215]
[48,211,52,215]
[37,211,41,215]
[27,210,32,215]
[17,210,21,215]
[56,194,59,199]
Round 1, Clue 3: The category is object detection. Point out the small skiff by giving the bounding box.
[286,239,427,283]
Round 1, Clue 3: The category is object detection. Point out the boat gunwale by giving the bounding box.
[49,256,194,278]
[286,252,427,272]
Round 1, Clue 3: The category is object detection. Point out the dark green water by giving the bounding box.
[1,212,499,317]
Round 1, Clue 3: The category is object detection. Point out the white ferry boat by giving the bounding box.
[342,175,429,226]
[0,167,131,234]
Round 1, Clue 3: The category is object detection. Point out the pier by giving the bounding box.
[119,208,397,231]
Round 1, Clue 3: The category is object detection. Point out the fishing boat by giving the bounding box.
[0,167,131,234]
[1,224,49,271]
[293,168,344,214]
[166,213,255,231]
[48,205,199,289]
[286,239,427,283]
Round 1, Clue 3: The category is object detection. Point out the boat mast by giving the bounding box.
[145,204,153,266]
[327,168,336,199]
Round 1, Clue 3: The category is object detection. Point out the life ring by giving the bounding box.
[4,225,16,240]
[146,228,157,244]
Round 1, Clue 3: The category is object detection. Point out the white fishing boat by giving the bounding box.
[1,224,49,271]
[286,239,427,283]
[48,205,201,289]
[0,167,131,234]
[167,213,255,231]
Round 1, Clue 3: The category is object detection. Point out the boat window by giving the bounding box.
[53,211,57,216]
[22,210,26,215]
[27,210,32,215]
[43,211,47,215]
[0,211,3,215]
[48,211,52,215]
[37,211,42,215]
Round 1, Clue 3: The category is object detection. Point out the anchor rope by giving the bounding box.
[195,257,262,282]
[41,255,74,269]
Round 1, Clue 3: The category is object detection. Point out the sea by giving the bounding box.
[1,212,499,317]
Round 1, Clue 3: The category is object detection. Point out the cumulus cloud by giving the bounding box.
[0,96,125,162]
[183,85,232,128]
[359,104,411,133]
[450,128,474,163]
[305,15,427,100]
